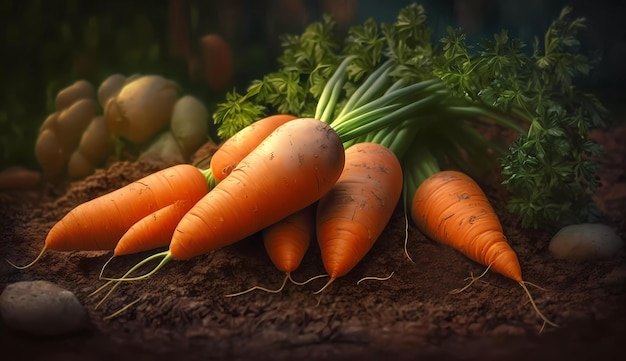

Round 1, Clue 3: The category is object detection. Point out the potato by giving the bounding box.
[38,112,59,134]
[77,115,114,164]
[55,80,95,111]
[97,73,142,109]
[104,75,180,144]
[170,95,209,160]
[35,129,67,176]
[55,98,99,153]
[97,74,127,109]
[67,150,96,179]
[137,130,186,166]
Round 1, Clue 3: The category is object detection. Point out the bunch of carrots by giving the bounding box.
[11,3,596,331]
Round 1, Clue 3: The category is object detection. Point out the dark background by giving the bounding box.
[1,0,624,170]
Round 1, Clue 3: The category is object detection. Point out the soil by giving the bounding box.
[1,120,625,361]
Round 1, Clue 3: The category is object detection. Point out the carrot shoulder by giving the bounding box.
[210,114,297,182]
[11,164,210,269]
[316,142,403,290]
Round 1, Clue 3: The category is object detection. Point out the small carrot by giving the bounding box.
[225,204,321,297]
[315,142,403,293]
[410,169,558,328]
[8,164,211,269]
[113,199,195,257]
[103,117,345,283]
[263,203,316,276]
[210,114,298,182]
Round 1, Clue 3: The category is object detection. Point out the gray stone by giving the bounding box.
[0,280,90,336]
[549,223,624,261]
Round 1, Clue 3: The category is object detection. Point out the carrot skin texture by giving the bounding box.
[170,118,345,260]
[210,114,298,182]
[262,204,316,273]
[46,164,209,251]
[316,142,403,279]
[410,170,522,282]
[114,199,198,256]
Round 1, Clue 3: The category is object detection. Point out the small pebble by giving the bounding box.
[549,223,624,261]
[0,280,90,336]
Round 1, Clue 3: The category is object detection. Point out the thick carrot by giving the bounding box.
[106,117,345,282]
[113,115,299,256]
[9,164,211,269]
[410,169,558,328]
[210,114,298,182]
[315,142,403,292]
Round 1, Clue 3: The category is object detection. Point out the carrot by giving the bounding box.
[104,117,345,283]
[8,164,211,269]
[410,169,558,328]
[0,166,42,190]
[315,142,403,293]
[263,203,316,275]
[115,114,299,256]
[225,204,321,297]
[210,114,298,182]
[113,199,196,257]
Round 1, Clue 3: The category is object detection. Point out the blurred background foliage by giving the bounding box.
[1,0,623,171]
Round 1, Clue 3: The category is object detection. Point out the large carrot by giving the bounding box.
[105,117,345,281]
[210,114,298,182]
[410,169,558,328]
[111,114,298,258]
[315,142,403,292]
[8,164,211,269]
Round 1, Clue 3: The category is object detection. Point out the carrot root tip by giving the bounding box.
[224,274,289,297]
[356,271,394,285]
[6,245,47,270]
[313,277,336,295]
[289,273,329,286]
[518,281,559,330]
[449,265,492,294]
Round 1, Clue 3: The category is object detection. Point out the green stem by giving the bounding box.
[315,55,355,121]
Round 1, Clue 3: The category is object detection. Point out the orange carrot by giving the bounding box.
[105,117,345,282]
[9,164,211,269]
[224,204,320,297]
[410,170,558,328]
[113,115,299,257]
[315,142,403,292]
[263,203,316,275]
[210,114,297,182]
[113,199,196,257]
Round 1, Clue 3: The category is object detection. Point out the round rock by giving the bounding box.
[0,280,90,336]
[549,223,624,261]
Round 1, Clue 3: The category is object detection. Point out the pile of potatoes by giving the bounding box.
[35,74,210,179]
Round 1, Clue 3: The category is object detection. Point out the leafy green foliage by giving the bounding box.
[214,3,608,230]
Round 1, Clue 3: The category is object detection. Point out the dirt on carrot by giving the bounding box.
[1,123,625,361]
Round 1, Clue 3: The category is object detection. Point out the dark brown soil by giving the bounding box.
[1,121,625,361]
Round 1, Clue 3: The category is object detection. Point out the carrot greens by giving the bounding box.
[213,3,608,231]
